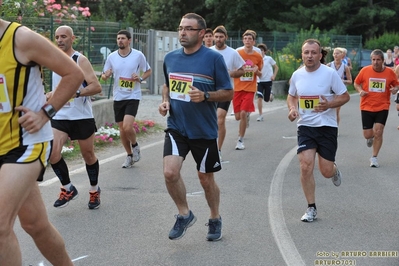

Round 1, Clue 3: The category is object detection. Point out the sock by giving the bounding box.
[86,160,99,186]
[308,203,316,210]
[64,183,72,191]
[90,185,99,192]
[181,212,191,219]
[127,154,133,157]
[131,142,138,148]
[51,157,70,186]
[238,137,243,142]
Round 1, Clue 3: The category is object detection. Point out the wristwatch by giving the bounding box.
[203,92,210,102]
[41,104,56,119]
[76,90,81,98]
[139,77,143,83]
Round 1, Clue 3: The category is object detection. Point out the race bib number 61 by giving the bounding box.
[169,73,193,102]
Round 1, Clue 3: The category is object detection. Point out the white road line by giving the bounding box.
[39,140,164,187]
[268,146,305,266]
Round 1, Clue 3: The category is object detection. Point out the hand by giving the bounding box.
[103,69,113,78]
[188,86,204,103]
[359,90,368,97]
[314,95,329,112]
[45,91,53,102]
[15,106,48,134]
[131,73,140,82]
[159,101,170,116]
[390,85,399,94]
[288,108,298,122]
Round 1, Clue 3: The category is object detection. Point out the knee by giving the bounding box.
[163,167,180,183]
[0,219,13,243]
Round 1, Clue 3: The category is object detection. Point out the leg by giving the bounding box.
[257,97,263,116]
[217,108,227,152]
[19,181,73,266]
[336,107,341,126]
[119,114,137,154]
[239,110,247,138]
[372,123,385,157]
[198,172,220,219]
[49,128,69,164]
[298,149,317,204]
[163,155,189,215]
[0,161,71,265]
[318,155,336,179]
[78,134,98,165]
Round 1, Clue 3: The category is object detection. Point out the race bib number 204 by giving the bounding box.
[169,73,193,102]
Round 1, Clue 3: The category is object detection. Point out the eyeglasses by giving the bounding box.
[177,27,203,32]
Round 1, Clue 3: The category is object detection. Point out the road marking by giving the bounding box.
[39,140,164,187]
[72,255,89,262]
[268,146,305,266]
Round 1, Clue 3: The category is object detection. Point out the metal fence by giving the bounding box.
[5,17,363,94]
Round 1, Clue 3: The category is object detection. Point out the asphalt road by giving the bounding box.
[17,94,399,266]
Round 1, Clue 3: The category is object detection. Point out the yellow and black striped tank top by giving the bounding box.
[0,22,52,156]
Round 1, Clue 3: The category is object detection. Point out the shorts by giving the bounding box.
[51,118,97,140]
[297,126,337,162]
[257,81,272,102]
[163,129,221,173]
[114,99,140,122]
[0,141,52,181]
[233,91,255,113]
[217,101,231,112]
[361,110,389,129]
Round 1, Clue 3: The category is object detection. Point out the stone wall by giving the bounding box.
[272,80,288,97]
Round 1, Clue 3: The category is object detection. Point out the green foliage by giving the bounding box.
[364,32,399,51]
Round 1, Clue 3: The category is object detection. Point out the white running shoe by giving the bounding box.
[235,141,245,150]
[370,157,379,168]
[256,115,263,122]
[122,155,134,168]
[366,137,374,147]
[133,145,141,162]
[301,207,317,222]
[332,163,341,186]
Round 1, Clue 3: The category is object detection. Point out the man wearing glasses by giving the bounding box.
[159,13,233,241]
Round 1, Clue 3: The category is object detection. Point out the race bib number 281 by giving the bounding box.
[169,73,193,102]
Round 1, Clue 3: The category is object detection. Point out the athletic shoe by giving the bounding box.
[169,210,197,240]
[332,163,341,187]
[370,157,379,168]
[256,115,263,122]
[88,187,101,209]
[301,207,317,222]
[270,92,274,102]
[230,111,235,116]
[366,137,374,147]
[235,140,245,150]
[246,112,250,128]
[53,185,79,208]
[122,155,133,168]
[132,144,141,162]
[206,217,222,241]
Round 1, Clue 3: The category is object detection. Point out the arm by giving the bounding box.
[159,83,170,116]
[271,64,279,81]
[229,67,244,78]
[188,87,233,103]
[343,65,352,85]
[287,94,298,122]
[77,55,102,96]
[354,82,368,97]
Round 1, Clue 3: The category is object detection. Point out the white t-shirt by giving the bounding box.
[52,51,93,120]
[103,48,151,101]
[210,45,245,87]
[258,55,276,82]
[288,64,347,128]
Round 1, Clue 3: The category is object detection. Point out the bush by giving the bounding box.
[365,32,399,51]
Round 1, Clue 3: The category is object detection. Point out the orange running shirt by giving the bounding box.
[354,65,399,111]
[234,49,263,93]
